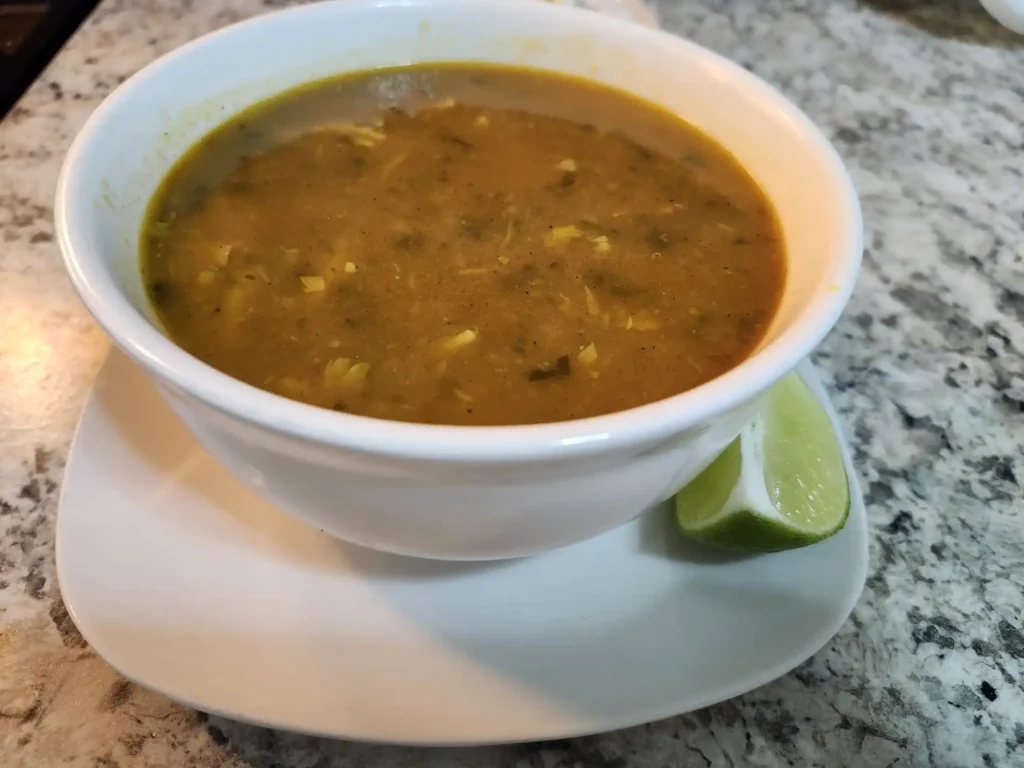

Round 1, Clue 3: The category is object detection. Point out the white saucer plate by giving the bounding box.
[57,353,867,745]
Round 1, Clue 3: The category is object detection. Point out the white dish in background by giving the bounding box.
[981,0,1024,32]
[57,354,867,745]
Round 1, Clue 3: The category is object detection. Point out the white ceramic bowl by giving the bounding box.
[981,0,1024,32]
[56,0,862,560]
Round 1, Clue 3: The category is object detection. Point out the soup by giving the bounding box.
[142,65,785,426]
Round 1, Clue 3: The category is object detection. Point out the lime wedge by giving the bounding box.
[674,372,850,552]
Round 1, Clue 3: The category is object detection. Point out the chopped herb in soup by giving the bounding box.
[141,64,785,426]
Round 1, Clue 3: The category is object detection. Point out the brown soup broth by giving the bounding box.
[141,64,785,426]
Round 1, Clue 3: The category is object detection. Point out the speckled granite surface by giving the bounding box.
[1,0,1022,766]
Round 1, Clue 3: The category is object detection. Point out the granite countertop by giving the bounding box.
[1,0,1022,766]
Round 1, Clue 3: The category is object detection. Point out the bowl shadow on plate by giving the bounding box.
[335,580,842,728]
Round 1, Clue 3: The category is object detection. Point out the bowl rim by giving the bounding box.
[55,0,863,463]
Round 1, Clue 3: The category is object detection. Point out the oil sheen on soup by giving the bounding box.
[142,64,785,426]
